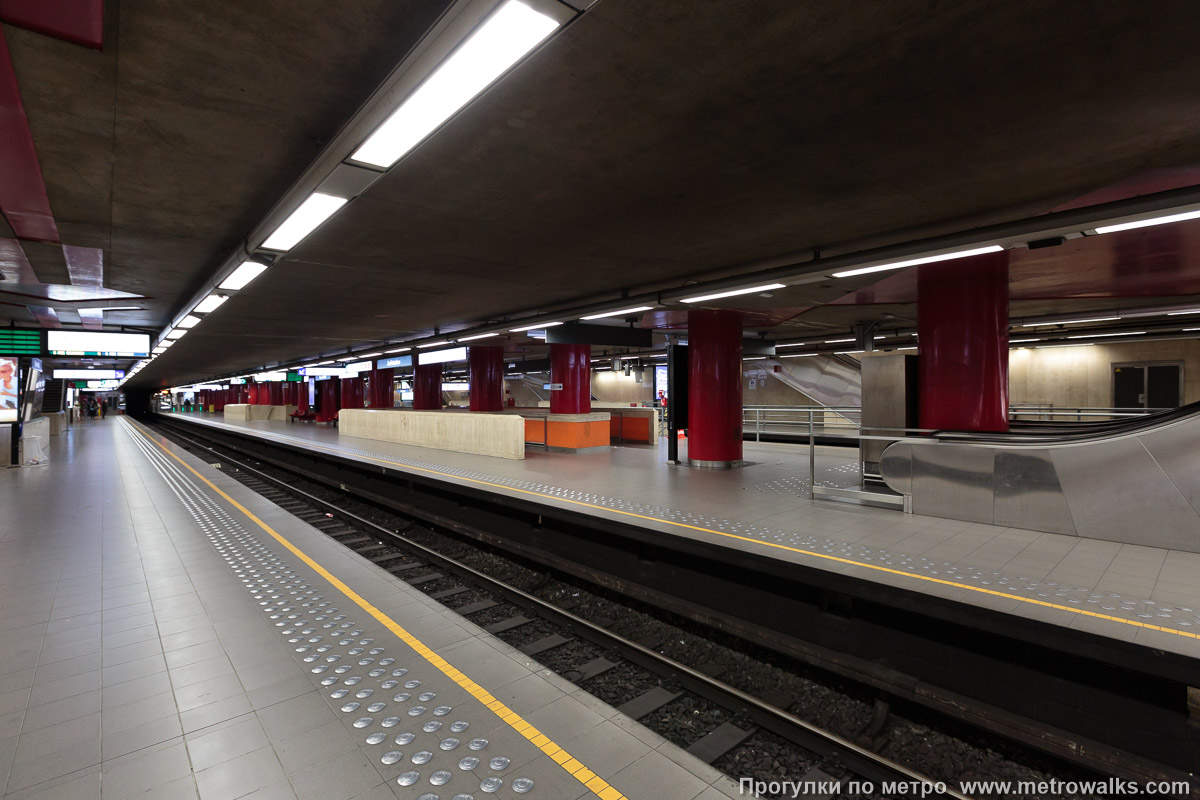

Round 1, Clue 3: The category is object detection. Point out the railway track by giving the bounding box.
[146,418,1192,800]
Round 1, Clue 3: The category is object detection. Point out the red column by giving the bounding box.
[687,309,743,467]
[316,378,340,423]
[341,376,364,409]
[268,382,283,405]
[369,368,394,408]
[549,343,590,414]
[918,250,1009,432]
[413,364,442,410]
[296,380,310,413]
[469,346,504,412]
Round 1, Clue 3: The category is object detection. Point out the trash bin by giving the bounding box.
[20,435,47,467]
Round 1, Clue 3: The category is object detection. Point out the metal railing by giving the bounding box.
[1009,405,1170,422]
[741,405,862,442]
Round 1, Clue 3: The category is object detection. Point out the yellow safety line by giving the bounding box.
[127,420,630,800]
[174,416,1200,642]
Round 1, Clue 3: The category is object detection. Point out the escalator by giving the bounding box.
[879,400,1200,550]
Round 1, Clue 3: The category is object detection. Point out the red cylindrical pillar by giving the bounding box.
[316,378,340,423]
[918,250,1009,432]
[296,380,310,413]
[267,382,282,405]
[246,382,257,404]
[413,364,442,410]
[549,343,590,414]
[341,376,364,409]
[369,368,394,408]
[687,309,743,467]
[469,346,504,412]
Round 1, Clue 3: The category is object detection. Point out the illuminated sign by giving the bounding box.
[47,331,149,357]
[53,369,125,380]
[86,380,121,389]
[442,382,469,391]
[377,355,412,369]
[0,329,41,355]
[417,347,467,366]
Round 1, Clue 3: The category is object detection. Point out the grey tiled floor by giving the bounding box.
[170,413,1200,659]
[0,418,742,799]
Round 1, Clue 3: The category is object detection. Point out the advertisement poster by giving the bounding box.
[0,357,18,422]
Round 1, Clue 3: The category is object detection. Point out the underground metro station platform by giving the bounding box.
[7,1,1200,798]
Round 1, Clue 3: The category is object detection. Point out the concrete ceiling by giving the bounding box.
[4,0,1200,386]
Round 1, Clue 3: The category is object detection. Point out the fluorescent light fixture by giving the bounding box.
[457,333,498,341]
[350,1,561,169]
[385,347,411,354]
[356,352,383,358]
[581,306,653,320]
[510,321,562,332]
[193,294,228,313]
[1036,343,1094,348]
[261,192,348,251]
[165,328,187,340]
[152,347,167,354]
[1166,309,1200,316]
[1183,328,1200,332]
[781,353,818,358]
[442,382,470,391]
[1095,208,1200,234]
[1066,331,1146,339]
[832,245,1004,278]
[1009,338,1041,343]
[219,261,269,291]
[835,350,865,355]
[318,360,337,365]
[743,356,766,361]
[1019,317,1118,327]
[418,341,450,348]
[158,340,174,348]
[177,315,201,329]
[681,283,787,303]
[775,342,808,348]
[824,338,855,344]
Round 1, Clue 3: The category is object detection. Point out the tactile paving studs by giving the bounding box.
[382,680,399,689]
[434,706,452,716]
[430,770,452,786]
[365,732,387,745]
[397,771,420,787]
[355,689,374,698]
[457,757,480,771]
[395,733,416,746]
[422,721,442,733]
[412,751,433,765]
[417,795,439,800]
[321,677,338,686]
[344,676,363,686]
[404,680,421,689]
[468,738,488,751]
[512,777,534,793]
[392,668,408,677]
[480,777,503,793]
[452,795,475,800]
[408,706,427,716]
[393,693,411,702]
[488,757,509,771]
[330,689,349,699]
[450,721,470,733]
[381,716,400,728]
[439,738,460,751]
[367,702,386,713]
[353,717,374,728]
[381,751,403,765]
[340,702,360,713]
[418,691,436,702]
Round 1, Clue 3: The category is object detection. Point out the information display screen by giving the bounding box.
[47,331,150,357]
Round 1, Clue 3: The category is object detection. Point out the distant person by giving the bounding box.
[658,390,668,408]
[87,398,98,420]
[99,399,108,419]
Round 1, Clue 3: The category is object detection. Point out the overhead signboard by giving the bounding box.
[543,382,564,391]
[545,323,653,348]
[377,355,412,369]
[47,330,150,357]
[53,369,125,380]
[417,347,467,365]
[86,380,122,389]
[0,329,42,355]
[345,361,373,375]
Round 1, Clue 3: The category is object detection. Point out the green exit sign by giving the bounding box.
[286,372,302,382]
[0,329,42,355]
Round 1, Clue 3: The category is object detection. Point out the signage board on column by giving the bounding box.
[543,383,564,391]
[0,356,18,423]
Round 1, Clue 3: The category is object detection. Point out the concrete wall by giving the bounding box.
[592,370,655,404]
[1009,339,1200,408]
[742,363,819,406]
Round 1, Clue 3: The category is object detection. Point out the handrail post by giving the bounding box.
[808,409,816,496]
[756,408,761,442]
